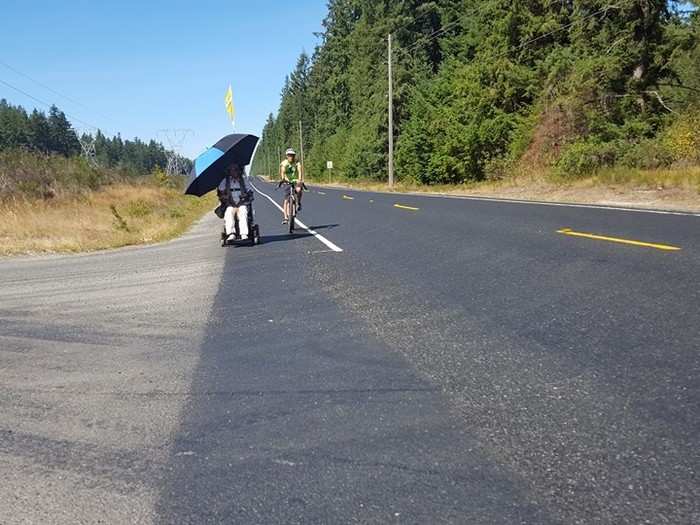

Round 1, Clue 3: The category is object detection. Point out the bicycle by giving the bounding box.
[278,180,300,234]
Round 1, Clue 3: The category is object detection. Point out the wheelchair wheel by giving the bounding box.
[251,225,260,245]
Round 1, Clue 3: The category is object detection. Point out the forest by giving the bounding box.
[252,1,700,185]
[0,99,188,176]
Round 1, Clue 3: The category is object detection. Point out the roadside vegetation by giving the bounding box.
[0,102,210,256]
[253,1,700,207]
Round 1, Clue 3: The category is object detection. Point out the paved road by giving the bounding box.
[1,178,698,524]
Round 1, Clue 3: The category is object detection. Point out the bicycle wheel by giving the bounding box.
[288,195,296,233]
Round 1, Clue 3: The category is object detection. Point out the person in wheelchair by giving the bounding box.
[216,164,253,242]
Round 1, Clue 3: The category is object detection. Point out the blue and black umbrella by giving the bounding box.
[185,133,259,196]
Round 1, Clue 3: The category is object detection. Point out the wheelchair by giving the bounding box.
[218,191,261,247]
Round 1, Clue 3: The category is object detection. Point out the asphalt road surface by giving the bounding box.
[1,178,698,524]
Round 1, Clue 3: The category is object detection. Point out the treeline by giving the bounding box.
[253,1,700,184]
[0,99,190,175]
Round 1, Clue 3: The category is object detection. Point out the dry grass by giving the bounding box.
[0,183,215,256]
[308,165,700,213]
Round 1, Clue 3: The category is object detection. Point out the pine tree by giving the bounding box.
[47,105,79,156]
[255,1,699,183]
[28,109,51,153]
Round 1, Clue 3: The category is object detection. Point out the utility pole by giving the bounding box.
[298,120,305,174]
[387,33,395,189]
[266,150,271,179]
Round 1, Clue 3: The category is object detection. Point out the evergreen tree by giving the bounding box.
[248,1,700,182]
[28,109,51,153]
[0,100,186,173]
[47,105,80,156]
[0,99,31,150]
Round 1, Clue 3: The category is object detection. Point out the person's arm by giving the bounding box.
[241,179,253,202]
[217,179,228,203]
[279,162,288,182]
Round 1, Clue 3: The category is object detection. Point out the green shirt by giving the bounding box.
[281,159,301,183]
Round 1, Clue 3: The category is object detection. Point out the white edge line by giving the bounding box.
[249,180,344,253]
[308,185,700,217]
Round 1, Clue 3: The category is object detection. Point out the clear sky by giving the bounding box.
[0,1,327,158]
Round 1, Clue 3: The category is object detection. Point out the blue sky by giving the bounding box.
[0,1,327,157]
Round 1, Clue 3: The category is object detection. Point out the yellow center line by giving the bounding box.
[342,195,354,200]
[394,204,420,211]
[557,228,681,252]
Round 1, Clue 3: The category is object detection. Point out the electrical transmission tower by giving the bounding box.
[158,129,194,177]
[77,130,99,168]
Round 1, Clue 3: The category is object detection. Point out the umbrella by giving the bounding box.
[185,133,259,196]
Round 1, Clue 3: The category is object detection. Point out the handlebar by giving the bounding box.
[277,181,307,190]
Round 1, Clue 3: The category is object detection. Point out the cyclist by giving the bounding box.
[279,148,304,224]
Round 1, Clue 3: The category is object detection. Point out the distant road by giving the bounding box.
[1,178,698,524]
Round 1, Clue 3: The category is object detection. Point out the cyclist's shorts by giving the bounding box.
[283,183,299,198]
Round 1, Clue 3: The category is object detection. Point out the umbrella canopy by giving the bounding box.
[185,133,259,196]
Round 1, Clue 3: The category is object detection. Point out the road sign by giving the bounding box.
[326,161,333,169]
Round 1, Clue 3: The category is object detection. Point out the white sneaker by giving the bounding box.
[227,234,236,242]
[240,235,248,240]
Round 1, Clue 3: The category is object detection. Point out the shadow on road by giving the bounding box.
[307,224,339,231]
[153,238,550,524]
[259,233,313,244]
[257,225,339,245]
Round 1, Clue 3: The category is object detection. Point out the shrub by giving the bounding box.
[554,140,618,178]
[483,157,512,181]
[662,112,700,163]
[152,166,170,187]
[0,148,118,200]
[169,207,185,219]
[618,139,674,170]
[110,205,129,232]
[125,199,154,218]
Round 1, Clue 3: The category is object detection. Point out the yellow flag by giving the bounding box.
[224,85,235,124]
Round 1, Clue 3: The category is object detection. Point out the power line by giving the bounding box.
[0,59,120,127]
[383,3,488,63]
[491,3,621,60]
[403,19,461,55]
[391,6,441,37]
[0,77,107,133]
[390,3,621,63]
[157,129,194,177]
[381,1,477,60]
[428,3,621,62]
[382,2,623,186]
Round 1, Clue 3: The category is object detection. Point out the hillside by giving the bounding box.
[252,1,700,195]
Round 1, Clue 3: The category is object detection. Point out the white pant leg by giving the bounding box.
[224,206,235,235]
[236,206,249,238]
